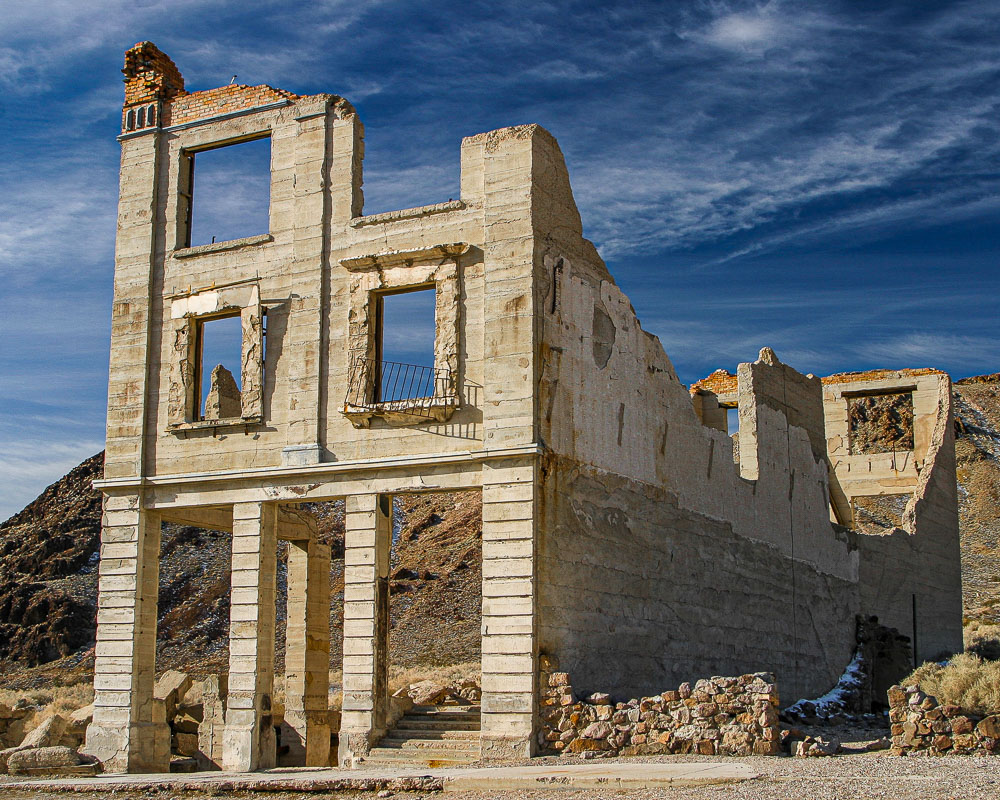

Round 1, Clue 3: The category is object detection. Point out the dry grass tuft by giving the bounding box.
[904,653,1000,715]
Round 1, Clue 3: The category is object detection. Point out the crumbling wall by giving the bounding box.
[825,372,963,662]
[527,137,859,702]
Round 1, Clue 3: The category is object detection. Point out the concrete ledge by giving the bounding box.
[349,200,466,228]
[0,762,757,793]
[172,234,273,259]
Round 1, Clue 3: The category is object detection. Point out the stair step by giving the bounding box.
[379,736,480,752]
[365,747,479,767]
[386,728,480,742]
[396,718,481,732]
[406,706,481,719]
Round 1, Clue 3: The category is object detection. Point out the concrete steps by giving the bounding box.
[364,704,481,767]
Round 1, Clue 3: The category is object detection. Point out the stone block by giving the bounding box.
[6,746,81,775]
[20,715,67,749]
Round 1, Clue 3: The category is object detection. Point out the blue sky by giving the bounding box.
[2,0,999,519]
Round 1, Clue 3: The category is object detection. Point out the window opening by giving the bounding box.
[184,135,271,247]
[847,391,914,455]
[851,494,909,535]
[198,314,243,420]
[376,287,437,402]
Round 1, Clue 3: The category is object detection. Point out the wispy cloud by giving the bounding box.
[2,0,1000,519]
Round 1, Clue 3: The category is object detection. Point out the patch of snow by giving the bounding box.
[786,651,865,718]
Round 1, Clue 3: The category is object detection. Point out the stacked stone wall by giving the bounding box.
[537,656,781,757]
[888,684,1000,755]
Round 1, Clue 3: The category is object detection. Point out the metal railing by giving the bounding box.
[346,358,455,417]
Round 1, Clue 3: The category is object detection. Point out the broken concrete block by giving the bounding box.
[68,705,93,733]
[154,670,192,721]
[407,680,449,706]
[19,715,67,749]
[175,732,200,757]
[7,746,81,775]
[204,364,241,419]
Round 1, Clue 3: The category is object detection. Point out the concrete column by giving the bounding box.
[480,460,538,761]
[338,493,390,766]
[84,497,169,773]
[283,538,332,766]
[223,502,278,772]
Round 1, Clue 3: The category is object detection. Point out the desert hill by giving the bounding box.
[1,374,997,690]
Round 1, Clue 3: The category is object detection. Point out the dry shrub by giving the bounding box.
[0,681,93,735]
[965,621,1000,660]
[0,681,92,715]
[904,653,1000,715]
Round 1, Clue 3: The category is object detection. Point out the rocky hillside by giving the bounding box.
[954,374,1000,625]
[0,373,997,689]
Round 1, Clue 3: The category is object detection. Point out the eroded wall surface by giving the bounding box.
[526,133,860,702]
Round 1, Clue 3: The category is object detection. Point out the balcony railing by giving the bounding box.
[345,358,455,420]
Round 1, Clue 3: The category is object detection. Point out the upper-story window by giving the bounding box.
[179,135,271,247]
[167,282,265,431]
[340,244,467,428]
[197,313,244,421]
[847,390,915,454]
[375,287,438,403]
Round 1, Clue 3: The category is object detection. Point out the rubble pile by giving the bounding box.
[537,655,781,757]
[395,678,481,707]
[889,684,1000,755]
[0,703,96,776]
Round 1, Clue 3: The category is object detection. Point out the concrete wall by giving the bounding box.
[537,459,858,703]
[824,372,963,662]
[525,130,859,702]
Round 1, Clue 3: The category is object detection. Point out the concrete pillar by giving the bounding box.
[338,493,390,766]
[223,502,278,772]
[283,538,332,766]
[84,498,169,773]
[480,461,537,761]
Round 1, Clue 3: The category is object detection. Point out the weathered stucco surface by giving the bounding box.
[87,41,962,774]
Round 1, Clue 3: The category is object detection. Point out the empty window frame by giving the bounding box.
[179,135,271,247]
[196,314,244,420]
[375,287,437,402]
[852,494,909,534]
[847,390,915,455]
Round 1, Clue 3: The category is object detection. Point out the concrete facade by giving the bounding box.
[87,42,962,773]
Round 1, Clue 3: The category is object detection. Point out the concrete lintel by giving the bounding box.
[93,444,544,493]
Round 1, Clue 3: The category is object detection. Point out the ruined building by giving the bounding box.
[86,43,962,772]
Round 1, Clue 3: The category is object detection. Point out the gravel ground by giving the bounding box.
[1,750,999,800]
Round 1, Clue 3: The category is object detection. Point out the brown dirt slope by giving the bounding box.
[954,374,1000,625]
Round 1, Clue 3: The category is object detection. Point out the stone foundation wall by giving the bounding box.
[889,685,1000,755]
[537,656,781,757]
